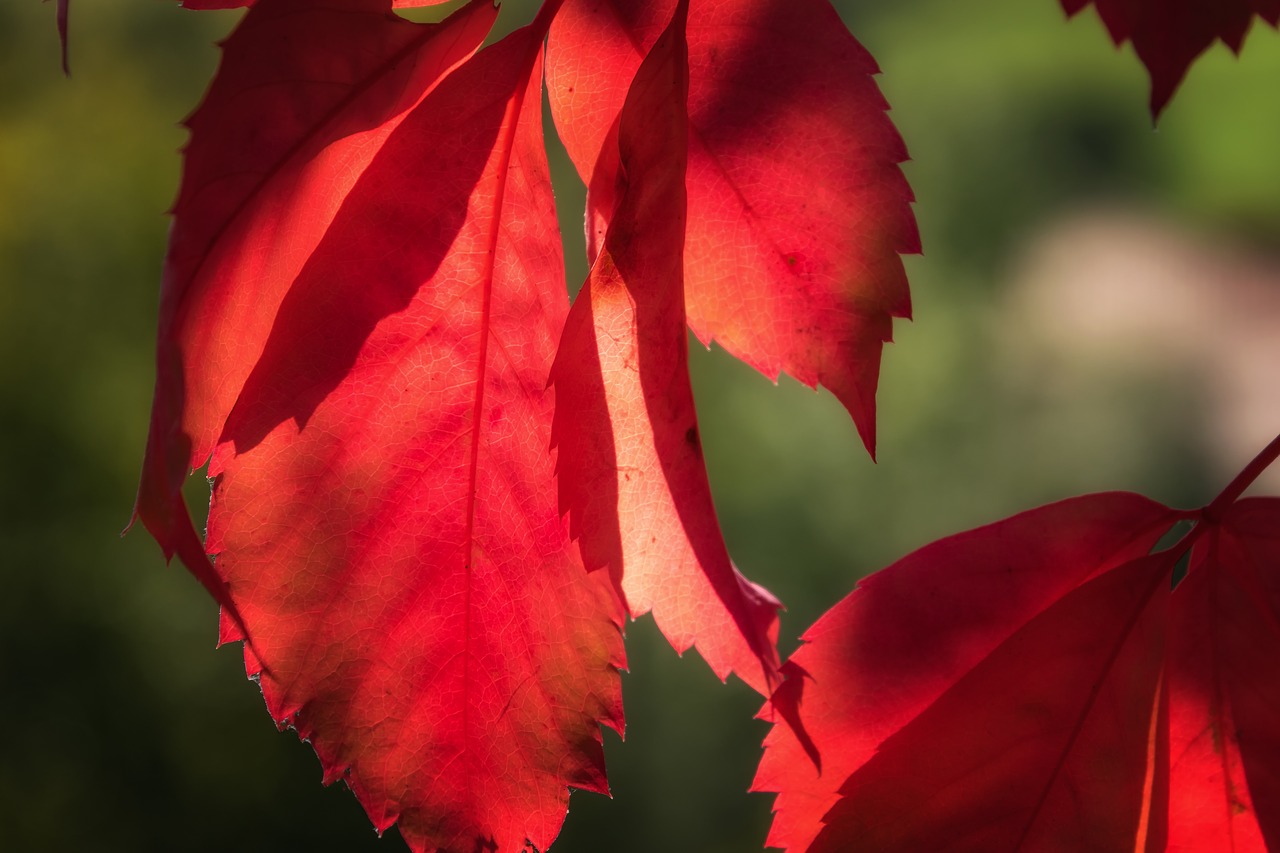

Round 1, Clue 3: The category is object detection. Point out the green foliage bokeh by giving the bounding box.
[1,1,1276,850]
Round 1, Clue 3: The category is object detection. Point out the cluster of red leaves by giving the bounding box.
[129,0,913,848]
[90,0,1277,849]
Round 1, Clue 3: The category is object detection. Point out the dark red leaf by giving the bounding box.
[546,0,918,455]
[811,550,1173,851]
[1168,498,1280,850]
[753,493,1182,851]
[549,0,781,694]
[1061,0,1280,116]
[757,483,1280,851]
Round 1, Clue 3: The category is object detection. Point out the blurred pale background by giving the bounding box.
[2,1,1277,850]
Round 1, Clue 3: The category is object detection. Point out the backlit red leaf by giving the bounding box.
[1168,499,1280,851]
[549,0,781,695]
[757,484,1280,851]
[55,0,69,74]
[1061,0,1280,116]
[138,1,631,848]
[134,0,495,622]
[546,0,918,455]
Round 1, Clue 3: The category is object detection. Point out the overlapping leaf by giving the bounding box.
[134,0,496,619]
[138,1,634,849]
[1062,0,1280,116]
[1167,499,1280,850]
[756,483,1280,851]
[753,493,1179,851]
[549,0,781,695]
[546,0,918,455]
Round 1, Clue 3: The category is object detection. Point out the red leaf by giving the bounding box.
[1061,0,1280,117]
[138,1,629,848]
[757,484,1280,851]
[753,493,1183,852]
[179,0,452,8]
[1168,498,1280,850]
[812,551,1173,851]
[133,0,494,618]
[549,0,781,695]
[546,0,918,455]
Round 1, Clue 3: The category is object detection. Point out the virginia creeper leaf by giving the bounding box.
[811,551,1173,852]
[133,0,495,620]
[139,1,628,849]
[1061,0,1280,117]
[545,0,918,455]
[753,493,1183,852]
[1168,498,1280,851]
[549,0,781,695]
[757,486,1280,851]
[207,17,626,853]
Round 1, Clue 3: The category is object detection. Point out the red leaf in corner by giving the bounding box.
[138,1,628,849]
[1168,498,1280,850]
[809,550,1174,851]
[134,0,495,623]
[546,0,918,455]
[753,493,1181,852]
[1061,0,1280,116]
[549,0,781,695]
[757,483,1280,851]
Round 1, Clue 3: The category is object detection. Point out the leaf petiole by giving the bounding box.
[1202,430,1280,522]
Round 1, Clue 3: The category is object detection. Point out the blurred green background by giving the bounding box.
[2,0,1278,850]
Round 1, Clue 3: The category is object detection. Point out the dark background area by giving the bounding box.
[2,1,1278,850]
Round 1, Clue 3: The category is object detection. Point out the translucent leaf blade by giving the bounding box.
[550,0,781,695]
[546,0,918,454]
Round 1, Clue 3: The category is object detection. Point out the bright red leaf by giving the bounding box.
[1061,0,1280,116]
[1168,499,1280,851]
[134,0,496,624]
[138,0,633,849]
[546,0,918,456]
[549,0,781,695]
[756,441,1280,851]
